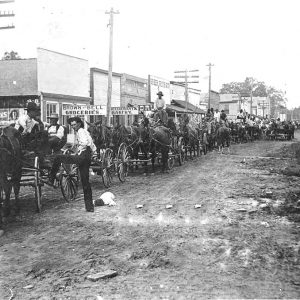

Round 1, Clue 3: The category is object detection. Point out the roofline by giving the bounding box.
[41,92,91,102]
[210,90,219,94]
[219,100,239,103]
[37,48,88,62]
[0,57,36,62]
[122,73,147,83]
[90,67,122,77]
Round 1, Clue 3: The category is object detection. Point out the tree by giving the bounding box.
[267,86,287,118]
[220,77,267,97]
[1,51,21,60]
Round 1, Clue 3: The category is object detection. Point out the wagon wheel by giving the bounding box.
[34,156,42,212]
[102,148,113,188]
[178,137,185,166]
[60,164,79,202]
[117,143,129,182]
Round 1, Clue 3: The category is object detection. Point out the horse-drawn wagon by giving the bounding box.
[87,121,129,186]
[97,120,186,175]
[0,125,84,218]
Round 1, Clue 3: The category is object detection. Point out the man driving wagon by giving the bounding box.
[153,91,168,127]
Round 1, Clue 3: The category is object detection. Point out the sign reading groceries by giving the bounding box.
[62,105,106,116]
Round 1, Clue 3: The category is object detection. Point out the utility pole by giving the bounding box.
[105,7,119,126]
[174,69,199,112]
[0,0,14,30]
[258,99,268,118]
[250,77,254,115]
[206,63,214,109]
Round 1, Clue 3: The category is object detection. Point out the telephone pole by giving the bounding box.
[105,7,119,126]
[250,77,254,115]
[0,0,15,30]
[174,69,199,111]
[206,63,214,109]
[258,99,268,118]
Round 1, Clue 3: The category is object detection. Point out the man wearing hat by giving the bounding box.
[47,113,65,153]
[15,102,39,134]
[154,91,168,126]
[47,116,97,212]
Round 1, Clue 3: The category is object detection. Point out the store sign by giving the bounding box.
[26,98,40,106]
[138,104,153,112]
[148,75,171,105]
[0,108,24,126]
[0,109,9,121]
[111,107,139,115]
[62,105,106,116]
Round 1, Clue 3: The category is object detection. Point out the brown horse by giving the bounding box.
[0,126,23,224]
[215,123,231,154]
[86,121,112,151]
[112,124,151,173]
[180,124,200,159]
[148,125,171,173]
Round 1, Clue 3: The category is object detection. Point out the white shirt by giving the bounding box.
[48,125,64,139]
[74,128,97,155]
[15,115,38,133]
[214,111,220,122]
[155,97,165,110]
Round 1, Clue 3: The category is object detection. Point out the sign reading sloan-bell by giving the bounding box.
[148,75,171,105]
[62,104,106,116]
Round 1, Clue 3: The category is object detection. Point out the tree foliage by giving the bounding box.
[1,51,21,60]
[220,77,267,97]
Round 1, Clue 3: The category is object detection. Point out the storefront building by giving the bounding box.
[90,67,121,125]
[0,58,39,126]
[170,82,202,108]
[0,48,91,126]
[90,69,150,125]
[199,90,220,111]
[121,73,149,125]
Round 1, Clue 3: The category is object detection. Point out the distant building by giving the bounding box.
[219,94,239,119]
[219,93,270,119]
[170,81,201,108]
[199,90,220,111]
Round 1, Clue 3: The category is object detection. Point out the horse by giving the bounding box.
[0,126,23,225]
[147,125,171,173]
[86,121,112,153]
[180,123,200,159]
[112,124,149,172]
[203,120,217,151]
[215,122,231,154]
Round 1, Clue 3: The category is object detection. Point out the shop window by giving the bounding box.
[46,103,58,118]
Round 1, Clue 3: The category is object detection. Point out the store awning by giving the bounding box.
[171,99,206,114]
[166,104,189,113]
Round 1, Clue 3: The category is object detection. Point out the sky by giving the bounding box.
[0,0,299,108]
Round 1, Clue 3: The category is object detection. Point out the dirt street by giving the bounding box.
[0,132,300,300]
